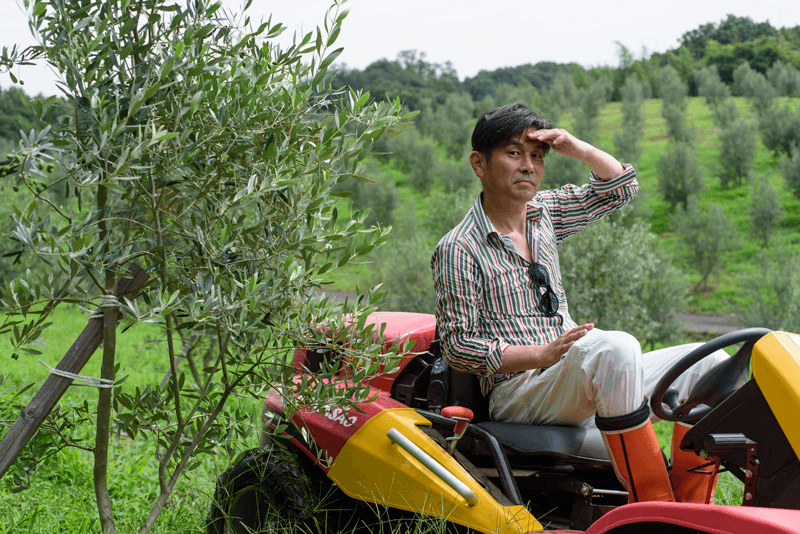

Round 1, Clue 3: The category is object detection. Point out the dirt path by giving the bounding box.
[677,313,745,335]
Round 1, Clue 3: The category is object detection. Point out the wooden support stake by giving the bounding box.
[0,264,149,479]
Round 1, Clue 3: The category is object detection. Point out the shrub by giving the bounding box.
[671,201,738,292]
[739,246,800,332]
[747,173,785,247]
[560,217,687,349]
[658,142,705,209]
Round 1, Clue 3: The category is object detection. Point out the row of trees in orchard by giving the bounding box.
[331,15,800,339]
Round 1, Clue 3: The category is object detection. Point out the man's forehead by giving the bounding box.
[503,132,548,151]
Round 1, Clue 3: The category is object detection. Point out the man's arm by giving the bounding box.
[496,324,594,373]
[432,241,506,377]
[527,128,624,180]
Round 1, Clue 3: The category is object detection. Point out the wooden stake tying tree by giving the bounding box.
[0,265,148,479]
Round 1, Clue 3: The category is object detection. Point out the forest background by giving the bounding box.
[1,9,800,532]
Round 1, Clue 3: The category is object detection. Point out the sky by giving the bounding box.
[2,0,800,97]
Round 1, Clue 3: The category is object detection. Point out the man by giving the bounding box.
[431,103,724,503]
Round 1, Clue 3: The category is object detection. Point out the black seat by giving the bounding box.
[443,360,610,463]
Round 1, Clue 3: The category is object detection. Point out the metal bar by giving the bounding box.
[387,427,479,507]
[419,410,523,506]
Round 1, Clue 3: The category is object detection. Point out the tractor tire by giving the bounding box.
[207,444,340,534]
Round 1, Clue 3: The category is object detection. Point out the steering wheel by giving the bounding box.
[650,328,772,424]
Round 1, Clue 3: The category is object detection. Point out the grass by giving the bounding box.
[0,306,223,533]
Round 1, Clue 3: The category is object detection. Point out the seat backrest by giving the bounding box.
[446,365,491,422]
[425,335,490,422]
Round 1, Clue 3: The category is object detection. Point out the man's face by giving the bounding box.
[470,129,547,205]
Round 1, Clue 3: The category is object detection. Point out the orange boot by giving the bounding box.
[597,400,675,503]
[671,422,718,503]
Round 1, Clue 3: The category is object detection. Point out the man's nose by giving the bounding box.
[519,156,536,173]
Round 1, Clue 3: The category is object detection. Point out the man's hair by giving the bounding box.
[471,103,552,160]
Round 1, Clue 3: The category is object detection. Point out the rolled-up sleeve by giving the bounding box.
[432,241,508,377]
[541,164,639,244]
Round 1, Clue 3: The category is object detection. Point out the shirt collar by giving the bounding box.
[471,192,544,242]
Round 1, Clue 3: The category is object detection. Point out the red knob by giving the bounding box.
[441,406,473,422]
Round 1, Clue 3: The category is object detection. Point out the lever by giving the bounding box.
[441,406,473,454]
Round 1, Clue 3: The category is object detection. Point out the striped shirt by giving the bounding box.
[431,165,639,396]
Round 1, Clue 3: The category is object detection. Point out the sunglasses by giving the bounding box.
[527,263,559,317]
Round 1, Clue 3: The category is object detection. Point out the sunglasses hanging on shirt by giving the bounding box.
[527,263,559,317]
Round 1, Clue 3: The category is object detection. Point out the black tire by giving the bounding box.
[207,444,339,534]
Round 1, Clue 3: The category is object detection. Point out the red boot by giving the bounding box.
[671,422,718,503]
[597,400,675,503]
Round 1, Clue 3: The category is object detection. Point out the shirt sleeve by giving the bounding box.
[431,241,508,377]
[538,164,639,244]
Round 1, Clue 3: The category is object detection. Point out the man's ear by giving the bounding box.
[469,151,486,179]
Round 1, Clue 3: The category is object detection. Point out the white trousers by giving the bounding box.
[489,328,729,427]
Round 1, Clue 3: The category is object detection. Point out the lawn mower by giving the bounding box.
[208,311,800,533]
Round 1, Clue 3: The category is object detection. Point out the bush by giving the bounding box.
[717,117,758,188]
[747,173,785,247]
[658,142,704,209]
[671,201,738,291]
[739,246,800,332]
[560,217,687,350]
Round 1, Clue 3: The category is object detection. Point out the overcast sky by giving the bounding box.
[2,0,799,97]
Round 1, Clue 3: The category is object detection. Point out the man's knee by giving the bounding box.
[581,329,643,375]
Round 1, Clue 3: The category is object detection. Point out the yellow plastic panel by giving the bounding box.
[751,331,800,458]
[327,408,541,534]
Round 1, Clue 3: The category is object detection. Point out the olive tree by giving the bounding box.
[657,142,705,210]
[671,201,738,292]
[740,246,800,332]
[747,173,785,247]
[0,1,406,532]
[560,217,687,350]
[717,116,758,188]
[659,65,694,144]
[781,144,800,200]
[613,75,646,165]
